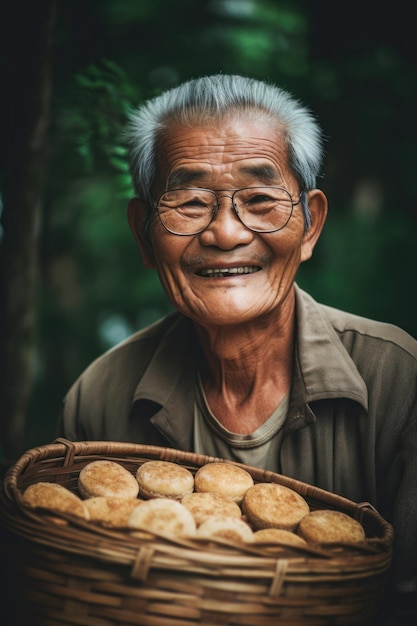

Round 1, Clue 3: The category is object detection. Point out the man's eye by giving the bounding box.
[244,195,276,210]
[182,200,207,208]
[248,194,275,204]
[176,202,209,218]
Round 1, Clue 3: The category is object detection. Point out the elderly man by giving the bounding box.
[59,74,416,624]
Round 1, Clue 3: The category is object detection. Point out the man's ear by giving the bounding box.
[127,198,156,268]
[300,189,328,262]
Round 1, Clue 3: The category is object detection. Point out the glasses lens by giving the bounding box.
[234,187,293,232]
[158,189,215,234]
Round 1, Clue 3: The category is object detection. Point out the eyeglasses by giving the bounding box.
[152,187,303,236]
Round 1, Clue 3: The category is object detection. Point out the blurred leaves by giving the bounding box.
[55,60,137,191]
[205,0,308,74]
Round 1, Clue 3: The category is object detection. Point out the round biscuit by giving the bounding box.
[128,498,196,537]
[22,482,90,520]
[297,509,366,545]
[242,482,310,531]
[78,460,139,499]
[253,528,309,548]
[83,496,142,528]
[194,462,254,503]
[196,516,254,543]
[136,460,194,500]
[181,492,242,526]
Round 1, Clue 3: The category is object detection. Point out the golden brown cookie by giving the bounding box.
[194,462,254,503]
[196,516,254,543]
[242,482,310,531]
[22,482,89,520]
[127,498,197,537]
[297,509,366,545]
[78,460,140,499]
[83,496,142,527]
[181,491,242,526]
[253,528,309,548]
[136,460,194,500]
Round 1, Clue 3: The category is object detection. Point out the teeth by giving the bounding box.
[199,266,260,277]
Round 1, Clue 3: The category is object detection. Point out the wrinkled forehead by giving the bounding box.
[153,111,290,191]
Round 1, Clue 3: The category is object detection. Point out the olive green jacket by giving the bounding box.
[59,285,417,624]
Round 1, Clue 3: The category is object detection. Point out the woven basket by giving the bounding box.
[0,439,393,626]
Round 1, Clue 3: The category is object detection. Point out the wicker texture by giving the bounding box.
[0,440,393,625]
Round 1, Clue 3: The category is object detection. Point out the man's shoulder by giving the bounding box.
[320,302,417,359]
[296,285,417,362]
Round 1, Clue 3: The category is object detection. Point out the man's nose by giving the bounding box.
[198,195,254,249]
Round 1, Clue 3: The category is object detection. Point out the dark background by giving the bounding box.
[1,0,416,466]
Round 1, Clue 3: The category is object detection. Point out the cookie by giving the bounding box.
[194,462,254,503]
[297,509,366,545]
[83,496,141,528]
[242,482,310,531]
[136,461,194,500]
[253,527,309,548]
[196,516,254,543]
[127,498,197,537]
[22,482,89,520]
[181,491,242,526]
[78,460,139,499]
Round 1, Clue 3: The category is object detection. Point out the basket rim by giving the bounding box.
[0,440,395,626]
[2,438,394,548]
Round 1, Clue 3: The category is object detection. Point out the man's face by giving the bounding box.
[132,116,325,328]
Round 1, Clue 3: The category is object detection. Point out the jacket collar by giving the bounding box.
[292,285,368,409]
[130,285,368,446]
[132,314,198,449]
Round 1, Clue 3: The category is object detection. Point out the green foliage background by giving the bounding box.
[24,0,416,447]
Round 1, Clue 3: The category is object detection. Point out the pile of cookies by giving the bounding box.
[21,459,366,547]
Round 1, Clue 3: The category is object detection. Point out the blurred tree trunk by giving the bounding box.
[0,1,55,465]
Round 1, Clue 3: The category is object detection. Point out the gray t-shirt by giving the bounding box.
[193,373,288,472]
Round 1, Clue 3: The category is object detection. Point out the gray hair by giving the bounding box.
[126,74,324,230]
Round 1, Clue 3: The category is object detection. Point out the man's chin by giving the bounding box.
[189,307,269,329]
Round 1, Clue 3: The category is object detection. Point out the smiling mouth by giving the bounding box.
[197,266,261,277]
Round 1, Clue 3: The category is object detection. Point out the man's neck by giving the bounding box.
[193,292,296,434]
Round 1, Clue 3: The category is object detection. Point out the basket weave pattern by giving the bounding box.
[0,440,393,625]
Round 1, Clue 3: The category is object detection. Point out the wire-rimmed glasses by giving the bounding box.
[152,187,303,236]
